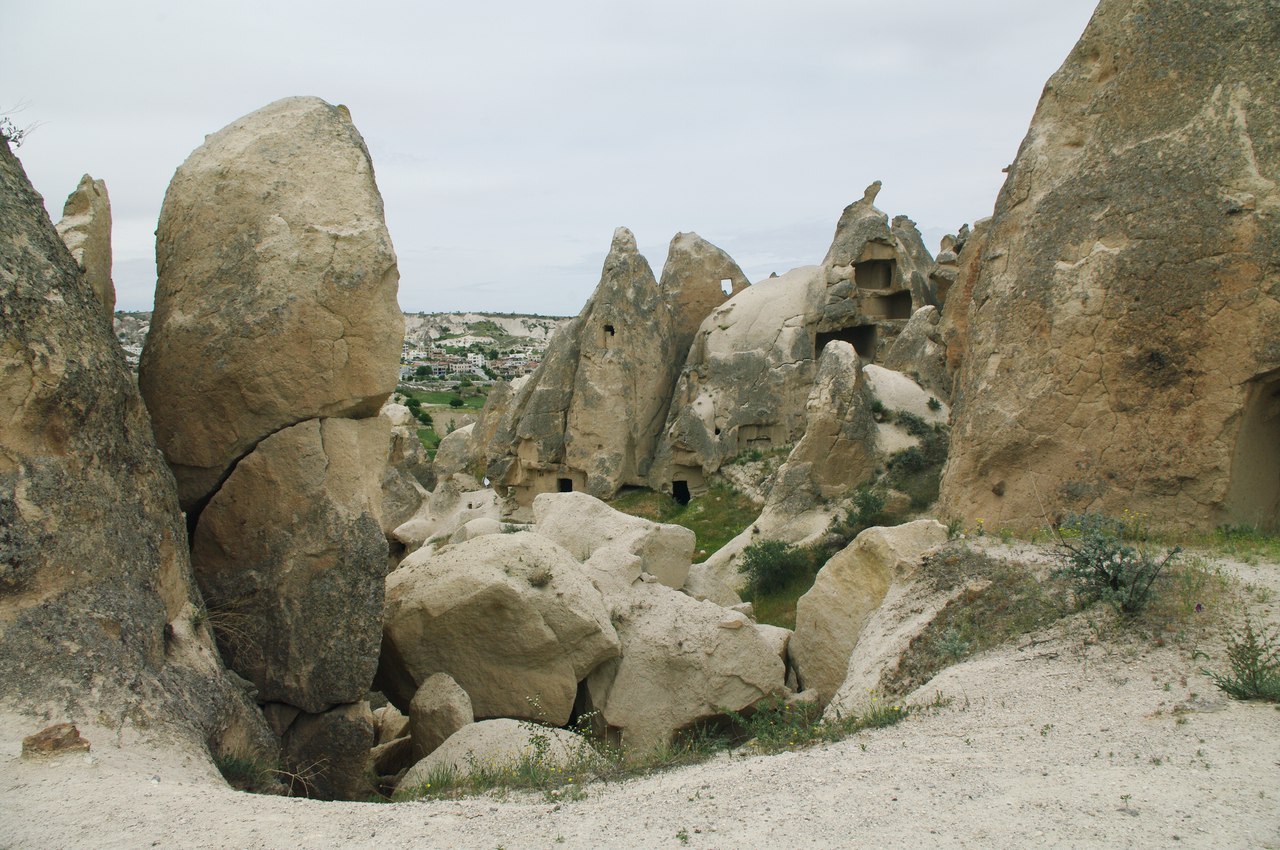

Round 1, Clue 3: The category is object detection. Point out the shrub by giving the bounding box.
[738,539,817,596]
[926,396,942,411]
[1053,513,1181,614]
[1205,620,1280,702]
[448,396,465,408]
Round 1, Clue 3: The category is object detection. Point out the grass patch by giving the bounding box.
[1190,524,1280,566]
[399,388,487,409]
[746,572,813,630]
[725,694,912,754]
[417,427,441,457]
[609,484,759,562]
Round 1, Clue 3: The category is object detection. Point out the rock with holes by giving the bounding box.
[378,532,619,725]
[399,719,591,790]
[938,0,1280,533]
[532,491,694,591]
[191,417,389,713]
[585,583,785,757]
[0,138,272,761]
[791,520,948,704]
[139,96,402,509]
[486,230,747,509]
[54,173,113,318]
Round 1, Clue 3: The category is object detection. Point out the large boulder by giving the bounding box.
[279,701,374,801]
[938,0,1280,532]
[791,520,948,704]
[53,173,113,319]
[191,417,389,713]
[532,491,695,590]
[585,583,786,757]
[379,532,620,724]
[0,139,270,759]
[881,306,950,402]
[140,96,403,509]
[409,672,473,760]
[399,719,591,790]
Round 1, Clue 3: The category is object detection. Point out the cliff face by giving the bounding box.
[939,0,1280,531]
[0,139,269,757]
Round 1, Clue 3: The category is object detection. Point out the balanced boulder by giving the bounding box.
[140,96,403,509]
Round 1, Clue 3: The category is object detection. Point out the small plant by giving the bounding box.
[676,828,690,844]
[527,568,553,588]
[926,396,942,412]
[1053,513,1180,614]
[1204,619,1280,702]
[737,539,817,596]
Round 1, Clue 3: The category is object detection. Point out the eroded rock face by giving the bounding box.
[140,96,403,509]
[54,173,113,318]
[191,417,389,714]
[938,0,1280,532]
[487,230,747,507]
[379,532,620,724]
[881,306,950,401]
[0,140,269,757]
[791,520,948,704]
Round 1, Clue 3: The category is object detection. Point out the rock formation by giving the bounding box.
[191,417,389,713]
[400,719,591,789]
[486,230,748,508]
[938,0,1280,532]
[54,173,113,319]
[140,96,403,510]
[379,532,620,725]
[791,520,948,704]
[652,184,937,496]
[0,139,270,761]
[137,97,403,799]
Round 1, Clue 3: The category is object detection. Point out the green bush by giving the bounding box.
[738,539,818,596]
[448,396,465,408]
[1205,620,1280,702]
[1053,513,1180,614]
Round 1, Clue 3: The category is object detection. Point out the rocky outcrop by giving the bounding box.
[881,306,949,401]
[938,0,1280,532]
[532,492,695,590]
[379,532,620,724]
[790,520,948,704]
[0,139,271,761]
[760,342,880,519]
[191,418,389,713]
[140,96,403,510]
[487,230,748,508]
[54,173,113,318]
[936,220,990,399]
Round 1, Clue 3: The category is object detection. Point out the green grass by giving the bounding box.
[399,388,488,409]
[417,427,441,457]
[608,484,759,562]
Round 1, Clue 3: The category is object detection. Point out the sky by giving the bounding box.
[7,0,1099,316]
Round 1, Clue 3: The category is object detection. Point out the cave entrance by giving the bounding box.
[601,324,616,347]
[558,477,574,493]
[854,259,894,291]
[1225,371,1280,531]
[672,480,691,506]
[816,325,878,361]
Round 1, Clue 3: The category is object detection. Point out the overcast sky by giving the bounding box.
[8,1,1098,316]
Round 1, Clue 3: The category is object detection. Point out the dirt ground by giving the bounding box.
[3,550,1278,849]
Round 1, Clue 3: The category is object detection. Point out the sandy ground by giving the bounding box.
[3,552,1278,850]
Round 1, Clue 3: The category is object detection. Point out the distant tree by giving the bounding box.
[449,396,465,408]
[414,365,430,378]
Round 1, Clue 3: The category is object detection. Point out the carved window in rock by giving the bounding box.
[601,324,616,348]
[816,325,877,361]
[558,477,574,493]
[720,278,733,296]
[860,290,912,320]
[854,259,894,291]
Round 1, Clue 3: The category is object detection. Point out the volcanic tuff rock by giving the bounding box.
[487,230,747,508]
[0,139,271,758]
[938,0,1280,532]
[379,532,620,725]
[409,672,473,760]
[139,96,403,510]
[791,520,948,704]
[881,306,950,401]
[400,719,590,789]
[191,417,389,714]
[280,701,375,801]
[54,173,113,319]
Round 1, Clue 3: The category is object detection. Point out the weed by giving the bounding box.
[927,396,942,411]
[527,568,553,588]
[676,828,690,844]
[1204,619,1280,702]
[1054,513,1181,614]
[724,694,911,755]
